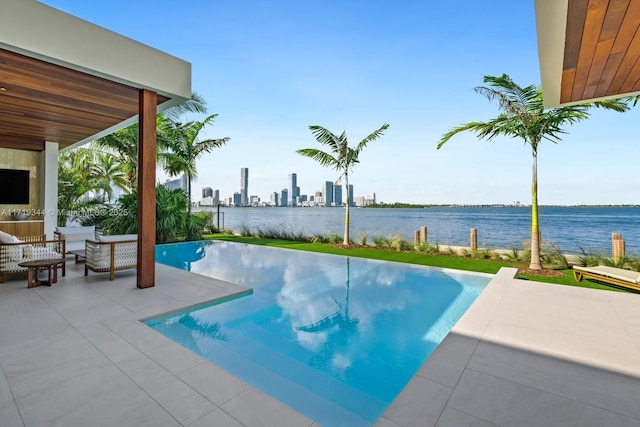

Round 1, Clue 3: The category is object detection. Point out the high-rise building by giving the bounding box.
[213,189,220,207]
[202,187,213,198]
[240,168,249,207]
[324,181,333,206]
[280,188,288,207]
[163,174,188,193]
[233,192,242,207]
[270,192,279,207]
[315,191,323,204]
[288,173,298,207]
[348,184,354,207]
[366,193,377,206]
[334,184,342,207]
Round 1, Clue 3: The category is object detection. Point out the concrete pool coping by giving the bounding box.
[1,261,639,426]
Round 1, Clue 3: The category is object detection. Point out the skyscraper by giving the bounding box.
[348,184,354,207]
[233,192,242,207]
[163,174,188,193]
[334,184,343,207]
[280,188,288,208]
[288,173,298,207]
[202,187,213,198]
[324,181,333,206]
[240,167,249,207]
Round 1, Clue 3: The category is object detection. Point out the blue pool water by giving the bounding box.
[147,241,491,426]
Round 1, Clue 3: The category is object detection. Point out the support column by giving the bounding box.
[137,89,157,289]
[41,141,58,238]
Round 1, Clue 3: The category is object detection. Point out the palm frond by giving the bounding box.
[295,148,340,169]
[590,98,630,113]
[355,123,389,153]
[162,92,208,121]
[309,125,342,152]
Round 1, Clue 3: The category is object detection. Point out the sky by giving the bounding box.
[39,0,640,205]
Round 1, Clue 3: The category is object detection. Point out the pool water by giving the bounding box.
[146,241,491,426]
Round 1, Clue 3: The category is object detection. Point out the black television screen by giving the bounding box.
[0,169,30,204]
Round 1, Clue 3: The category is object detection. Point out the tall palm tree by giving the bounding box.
[437,74,628,270]
[93,92,209,192]
[160,114,230,222]
[297,124,389,245]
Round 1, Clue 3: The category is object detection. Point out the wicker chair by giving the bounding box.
[0,234,66,283]
[84,234,137,281]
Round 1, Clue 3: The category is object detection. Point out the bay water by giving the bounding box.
[195,206,640,255]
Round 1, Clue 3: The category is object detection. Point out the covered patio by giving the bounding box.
[1,0,192,288]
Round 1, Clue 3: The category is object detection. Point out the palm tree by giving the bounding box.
[437,74,628,270]
[57,149,106,226]
[91,152,128,202]
[93,92,209,191]
[297,124,389,245]
[92,126,139,190]
[160,114,230,232]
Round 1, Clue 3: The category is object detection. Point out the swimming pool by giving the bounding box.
[147,241,491,426]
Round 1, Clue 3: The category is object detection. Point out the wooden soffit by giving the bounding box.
[563,0,640,103]
[0,48,169,151]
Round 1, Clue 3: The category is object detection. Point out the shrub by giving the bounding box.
[390,235,411,251]
[576,247,605,267]
[359,230,368,246]
[372,235,390,247]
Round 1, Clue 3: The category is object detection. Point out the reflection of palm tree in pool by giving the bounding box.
[178,313,229,342]
[296,257,359,368]
[181,241,211,271]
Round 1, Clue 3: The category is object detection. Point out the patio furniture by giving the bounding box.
[84,234,137,281]
[54,225,97,253]
[573,265,640,292]
[18,258,66,288]
[0,231,65,283]
[68,249,86,264]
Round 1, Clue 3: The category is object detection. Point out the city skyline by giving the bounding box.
[41,0,640,205]
[196,168,373,207]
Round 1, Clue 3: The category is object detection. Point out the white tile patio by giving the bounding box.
[0,258,639,426]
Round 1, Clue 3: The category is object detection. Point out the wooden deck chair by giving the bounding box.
[573,265,640,292]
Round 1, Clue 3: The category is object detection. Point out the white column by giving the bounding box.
[40,141,58,239]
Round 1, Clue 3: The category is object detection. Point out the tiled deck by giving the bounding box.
[1,259,639,426]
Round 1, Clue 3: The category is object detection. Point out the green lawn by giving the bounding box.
[203,234,626,293]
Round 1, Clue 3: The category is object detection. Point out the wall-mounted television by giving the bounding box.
[0,169,30,204]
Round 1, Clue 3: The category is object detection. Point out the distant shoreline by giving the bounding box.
[362,204,640,209]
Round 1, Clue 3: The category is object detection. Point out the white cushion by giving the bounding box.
[98,234,137,243]
[2,235,23,262]
[60,232,93,243]
[56,225,95,235]
[65,241,85,252]
[0,231,15,244]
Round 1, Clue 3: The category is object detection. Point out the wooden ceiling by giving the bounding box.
[562,0,640,104]
[0,48,169,151]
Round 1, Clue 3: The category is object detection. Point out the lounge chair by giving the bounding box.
[84,234,137,281]
[573,265,640,292]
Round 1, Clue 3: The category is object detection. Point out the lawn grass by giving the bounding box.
[204,233,629,293]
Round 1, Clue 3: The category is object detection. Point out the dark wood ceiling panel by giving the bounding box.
[0,48,171,151]
[564,0,589,70]
[583,0,628,97]
[562,0,640,104]
[571,0,608,102]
